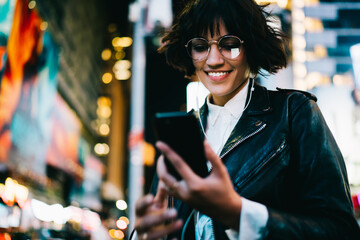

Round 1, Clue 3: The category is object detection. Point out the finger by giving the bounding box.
[156,141,199,181]
[135,208,178,233]
[135,194,154,216]
[157,156,178,184]
[153,181,169,208]
[157,158,185,198]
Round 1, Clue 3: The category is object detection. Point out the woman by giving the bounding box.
[134,0,360,239]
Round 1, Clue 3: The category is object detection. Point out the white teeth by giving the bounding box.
[208,72,228,77]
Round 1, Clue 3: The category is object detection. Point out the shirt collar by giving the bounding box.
[207,80,250,126]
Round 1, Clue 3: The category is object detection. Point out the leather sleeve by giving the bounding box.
[264,92,360,239]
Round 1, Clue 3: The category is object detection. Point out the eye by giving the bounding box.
[192,44,208,52]
[190,39,208,52]
[220,38,241,50]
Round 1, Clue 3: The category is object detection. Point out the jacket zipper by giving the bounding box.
[220,124,267,159]
[236,138,287,190]
[211,217,215,239]
[207,124,266,239]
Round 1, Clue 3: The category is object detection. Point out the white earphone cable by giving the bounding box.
[196,74,209,139]
[243,77,255,112]
[195,74,255,138]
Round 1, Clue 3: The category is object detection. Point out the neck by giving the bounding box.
[211,78,249,106]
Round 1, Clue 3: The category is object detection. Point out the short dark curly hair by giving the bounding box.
[158,0,288,77]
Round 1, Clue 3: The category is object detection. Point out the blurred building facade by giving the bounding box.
[291,0,360,190]
[0,0,132,238]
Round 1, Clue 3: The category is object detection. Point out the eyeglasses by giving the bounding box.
[185,35,244,61]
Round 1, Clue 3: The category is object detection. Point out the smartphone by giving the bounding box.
[153,111,209,180]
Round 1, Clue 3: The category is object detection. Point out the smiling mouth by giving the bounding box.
[206,71,231,77]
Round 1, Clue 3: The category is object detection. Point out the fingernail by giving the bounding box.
[155,141,162,148]
[145,194,153,203]
[166,208,177,217]
[159,181,166,189]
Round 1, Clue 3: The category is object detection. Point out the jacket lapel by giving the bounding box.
[219,84,272,159]
[219,116,267,159]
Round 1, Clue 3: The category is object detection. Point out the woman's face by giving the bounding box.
[193,21,250,106]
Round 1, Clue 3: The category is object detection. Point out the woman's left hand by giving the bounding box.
[156,140,242,230]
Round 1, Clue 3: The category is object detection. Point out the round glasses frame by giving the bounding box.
[185,35,244,61]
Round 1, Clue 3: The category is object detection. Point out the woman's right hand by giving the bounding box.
[134,181,183,240]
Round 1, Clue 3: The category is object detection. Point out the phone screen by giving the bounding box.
[154,111,209,180]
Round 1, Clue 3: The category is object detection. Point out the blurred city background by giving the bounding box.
[0,0,359,239]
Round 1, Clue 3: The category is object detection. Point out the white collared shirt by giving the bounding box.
[195,80,268,240]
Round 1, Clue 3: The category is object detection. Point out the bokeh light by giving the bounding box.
[114,230,124,239]
[116,219,127,230]
[102,73,113,84]
[119,216,129,225]
[94,143,110,155]
[116,200,127,210]
[28,0,36,9]
[99,123,110,136]
[101,49,112,61]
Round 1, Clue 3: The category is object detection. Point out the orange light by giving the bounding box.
[112,37,133,48]
[119,216,129,225]
[97,97,111,107]
[102,73,113,84]
[115,51,125,60]
[0,233,12,240]
[0,178,29,207]
[116,219,127,230]
[40,21,48,31]
[101,49,112,61]
[144,142,155,166]
[119,37,133,47]
[109,229,116,238]
[114,230,124,239]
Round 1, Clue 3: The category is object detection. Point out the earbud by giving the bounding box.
[250,77,255,91]
[242,78,255,112]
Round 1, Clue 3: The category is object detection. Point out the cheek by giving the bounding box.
[193,62,203,72]
[234,59,250,77]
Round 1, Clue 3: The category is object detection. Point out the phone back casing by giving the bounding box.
[154,111,209,180]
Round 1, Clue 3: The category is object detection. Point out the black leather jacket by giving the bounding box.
[151,84,360,239]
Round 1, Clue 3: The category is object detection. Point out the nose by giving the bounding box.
[206,44,224,66]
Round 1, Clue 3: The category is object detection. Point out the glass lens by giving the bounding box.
[186,38,209,61]
[219,36,242,59]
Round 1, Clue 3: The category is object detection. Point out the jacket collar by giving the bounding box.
[246,82,272,115]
